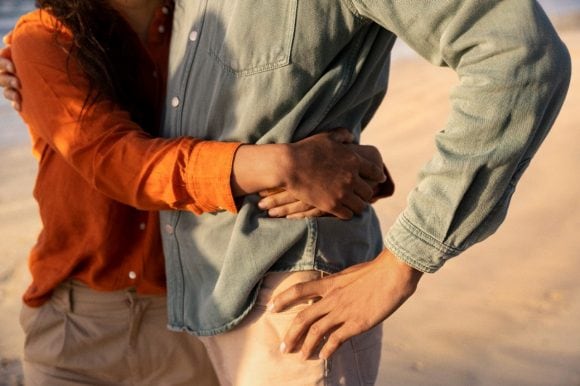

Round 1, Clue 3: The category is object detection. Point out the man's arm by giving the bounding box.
[271,0,571,359]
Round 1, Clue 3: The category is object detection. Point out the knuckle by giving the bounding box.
[293,312,307,327]
[310,323,323,337]
[328,334,343,347]
[291,283,305,298]
[354,320,369,332]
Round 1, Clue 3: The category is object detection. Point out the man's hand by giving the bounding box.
[281,129,386,219]
[268,249,423,360]
[0,40,21,111]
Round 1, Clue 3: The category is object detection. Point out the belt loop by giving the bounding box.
[66,280,74,313]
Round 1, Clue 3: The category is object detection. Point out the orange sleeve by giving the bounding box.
[10,12,241,214]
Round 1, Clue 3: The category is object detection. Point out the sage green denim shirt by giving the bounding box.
[161,0,570,335]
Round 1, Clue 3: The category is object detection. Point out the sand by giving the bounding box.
[1,27,579,386]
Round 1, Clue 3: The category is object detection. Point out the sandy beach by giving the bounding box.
[1,13,579,386]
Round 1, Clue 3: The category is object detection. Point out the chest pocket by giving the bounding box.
[205,0,297,77]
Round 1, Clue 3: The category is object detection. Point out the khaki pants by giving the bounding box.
[20,281,219,386]
[199,271,382,386]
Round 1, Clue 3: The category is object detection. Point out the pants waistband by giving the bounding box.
[50,280,166,314]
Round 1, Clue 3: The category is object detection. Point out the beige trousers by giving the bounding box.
[20,281,219,386]
[198,271,382,386]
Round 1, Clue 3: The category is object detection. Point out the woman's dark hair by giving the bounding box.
[36,0,159,133]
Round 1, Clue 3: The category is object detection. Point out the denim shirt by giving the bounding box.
[161,0,570,335]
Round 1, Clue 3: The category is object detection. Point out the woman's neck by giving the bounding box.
[108,0,163,42]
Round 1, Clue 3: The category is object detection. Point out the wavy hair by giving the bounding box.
[36,0,158,133]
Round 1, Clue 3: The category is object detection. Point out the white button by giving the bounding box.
[171,97,180,107]
[128,271,137,280]
[139,222,146,230]
[189,30,198,42]
[161,6,169,15]
[158,25,166,34]
[165,224,174,235]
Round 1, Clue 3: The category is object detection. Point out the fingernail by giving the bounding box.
[7,64,14,73]
[267,301,274,312]
[319,352,327,360]
[10,79,18,88]
[257,200,266,209]
[279,342,287,354]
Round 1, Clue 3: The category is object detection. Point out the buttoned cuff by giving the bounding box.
[384,213,462,273]
[188,141,243,214]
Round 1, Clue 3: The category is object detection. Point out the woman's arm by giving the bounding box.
[10,15,385,218]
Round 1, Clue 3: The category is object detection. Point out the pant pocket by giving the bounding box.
[350,324,383,385]
[21,301,66,366]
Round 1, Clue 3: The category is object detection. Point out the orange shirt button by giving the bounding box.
[139,222,146,230]
[161,6,169,15]
[158,25,166,34]
[128,271,137,280]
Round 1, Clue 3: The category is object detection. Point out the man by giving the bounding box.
[1,0,570,384]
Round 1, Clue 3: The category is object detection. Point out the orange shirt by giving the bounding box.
[10,7,241,307]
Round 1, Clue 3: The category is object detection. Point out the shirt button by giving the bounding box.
[139,222,146,230]
[189,30,198,42]
[128,271,137,280]
[161,6,169,15]
[165,224,174,235]
[171,97,180,108]
[158,25,166,34]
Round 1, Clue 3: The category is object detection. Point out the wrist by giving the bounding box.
[379,248,424,287]
[231,143,291,195]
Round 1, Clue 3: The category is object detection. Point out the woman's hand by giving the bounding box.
[0,36,22,111]
[258,188,327,219]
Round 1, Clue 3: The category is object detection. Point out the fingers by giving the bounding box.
[268,201,314,218]
[297,314,340,359]
[269,279,329,313]
[258,190,297,209]
[0,56,14,73]
[0,73,19,89]
[281,300,333,358]
[327,205,354,220]
[258,187,285,197]
[327,128,354,144]
[318,324,361,360]
[357,155,386,183]
[3,87,21,111]
[353,177,374,203]
[0,54,21,111]
[286,208,326,219]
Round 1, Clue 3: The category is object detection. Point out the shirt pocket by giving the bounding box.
[206,0,297,77]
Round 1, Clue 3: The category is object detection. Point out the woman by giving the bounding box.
[6,0,389,384]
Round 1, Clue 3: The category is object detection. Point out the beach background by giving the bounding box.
[0,1,579,385]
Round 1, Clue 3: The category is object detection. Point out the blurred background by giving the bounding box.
[0,1,579,385]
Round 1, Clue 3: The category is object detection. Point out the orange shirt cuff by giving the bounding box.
[188,141,243,213]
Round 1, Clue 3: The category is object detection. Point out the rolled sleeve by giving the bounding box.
[188,141,243,213]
